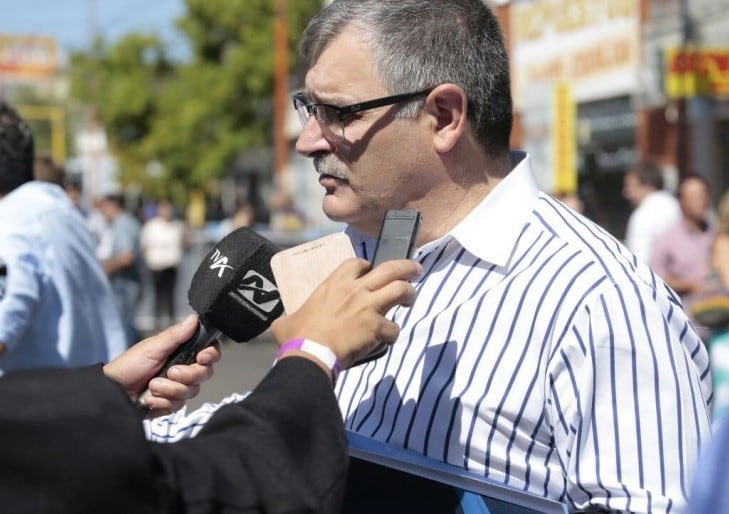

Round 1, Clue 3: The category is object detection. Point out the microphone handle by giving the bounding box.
[136,322,222,417]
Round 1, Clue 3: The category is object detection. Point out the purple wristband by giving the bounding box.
[277,338,342,383]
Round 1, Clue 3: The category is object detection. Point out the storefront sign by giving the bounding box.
[510,0,639,107]
[553,84,577,193]
[665,48,729,98]
[0,35,59,79]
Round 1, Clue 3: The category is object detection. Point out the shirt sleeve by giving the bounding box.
[144,392,249,442]
[547,279,712,513]
[0,234,44,351]
[114,216,139,255]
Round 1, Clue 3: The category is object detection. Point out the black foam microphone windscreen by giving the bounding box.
[188,226,283,341]
[138,227,283,412]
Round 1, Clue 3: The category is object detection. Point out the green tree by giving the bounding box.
[69,0,322,200]
[70,33,172,191]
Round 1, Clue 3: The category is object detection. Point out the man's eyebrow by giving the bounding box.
[304,89,356,105]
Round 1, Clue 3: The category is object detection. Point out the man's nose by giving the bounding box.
[295,117,334,157]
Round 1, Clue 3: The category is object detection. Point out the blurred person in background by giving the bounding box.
[140,199,189,330]
[706,189,729,423]
[63,174,87,216]
[622,159,681,263]
[0,100,126,374]
[269,190,305,231]
[713,189,729,290]
[551,189,584,213]
[650,174,715,339]
[219,199,255,237]
[98,193,143,347]
[33,153,65,186]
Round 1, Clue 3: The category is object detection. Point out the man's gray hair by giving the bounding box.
[300,0,512,156]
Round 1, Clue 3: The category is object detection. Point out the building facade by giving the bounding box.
[497,0,729,238]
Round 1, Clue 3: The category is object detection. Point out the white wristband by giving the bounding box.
[276,338,342,383]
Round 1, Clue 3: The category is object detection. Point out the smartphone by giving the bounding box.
[356,209,421,365]
[270,232,356,314]
[371,209,421,266]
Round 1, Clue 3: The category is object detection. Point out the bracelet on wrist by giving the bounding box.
[276,338,342,383]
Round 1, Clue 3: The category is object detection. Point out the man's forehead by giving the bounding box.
[304,29,385,102]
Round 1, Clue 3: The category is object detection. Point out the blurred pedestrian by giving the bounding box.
[706,189,729,423]
[33,153,64,186]
[551,189,584,213]
[713,189,729,291]
[63,174,87,216]
[140,199,188,330]
[219,200,255,237]
[0,100,126,374]
[650,174,715,338]
[622,159,681,263]
[98,193,143,347]
[269,190,305,231]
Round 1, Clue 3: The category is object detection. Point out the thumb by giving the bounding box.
[144,314,200,360]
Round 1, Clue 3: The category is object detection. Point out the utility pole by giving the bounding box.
[274,0,290,182]
[676,0,695,176]
[87,0,98,44]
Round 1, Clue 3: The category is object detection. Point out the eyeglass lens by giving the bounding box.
[294,96,344,140]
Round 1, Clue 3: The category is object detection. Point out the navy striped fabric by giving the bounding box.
[146,152,712,513]
[337,152,712,513]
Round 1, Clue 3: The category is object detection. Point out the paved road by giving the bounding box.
[186,333,279,411]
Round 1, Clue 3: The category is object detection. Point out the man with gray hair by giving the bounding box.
[148,2,711,511]
[292,1,709,512]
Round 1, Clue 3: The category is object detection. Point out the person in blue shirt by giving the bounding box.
[0,100,127,374]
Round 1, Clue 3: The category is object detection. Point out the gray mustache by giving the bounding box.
[314,156,348,180]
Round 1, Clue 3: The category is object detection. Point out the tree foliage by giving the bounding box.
[68,0,322,199]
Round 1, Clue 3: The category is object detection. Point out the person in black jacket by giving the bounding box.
[0,257,422,514]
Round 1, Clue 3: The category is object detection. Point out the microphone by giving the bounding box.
[138,227,283,413]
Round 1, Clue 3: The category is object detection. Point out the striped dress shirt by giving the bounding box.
[338,152,711,513]
[146,152,711,513]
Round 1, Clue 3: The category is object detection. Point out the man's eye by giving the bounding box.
[339,112,360,124]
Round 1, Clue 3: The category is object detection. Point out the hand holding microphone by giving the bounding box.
[104,314,221,414]
[137,227,284,414]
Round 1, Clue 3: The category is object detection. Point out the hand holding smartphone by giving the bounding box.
[270,209,421,366]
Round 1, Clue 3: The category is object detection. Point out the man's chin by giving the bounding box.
[322,198,357,224]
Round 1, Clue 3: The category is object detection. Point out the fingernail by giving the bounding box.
[167,367,181,380]
[182,314,197,328]
[198,353,212,365]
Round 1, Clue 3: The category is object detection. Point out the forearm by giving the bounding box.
[103,252,135,275]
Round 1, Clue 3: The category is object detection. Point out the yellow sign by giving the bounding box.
[666,47,729,98]
[16,105,66,164]
[0,35,59,79]
[552,83,577,193]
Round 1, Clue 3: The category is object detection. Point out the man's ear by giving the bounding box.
[422,84,468,153]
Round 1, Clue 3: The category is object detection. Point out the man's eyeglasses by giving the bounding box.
[292,88,434,142]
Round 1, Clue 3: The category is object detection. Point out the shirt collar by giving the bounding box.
[449,150,539,267]
[346,151,540,268]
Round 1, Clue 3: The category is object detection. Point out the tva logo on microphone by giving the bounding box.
[209,249,234,278]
